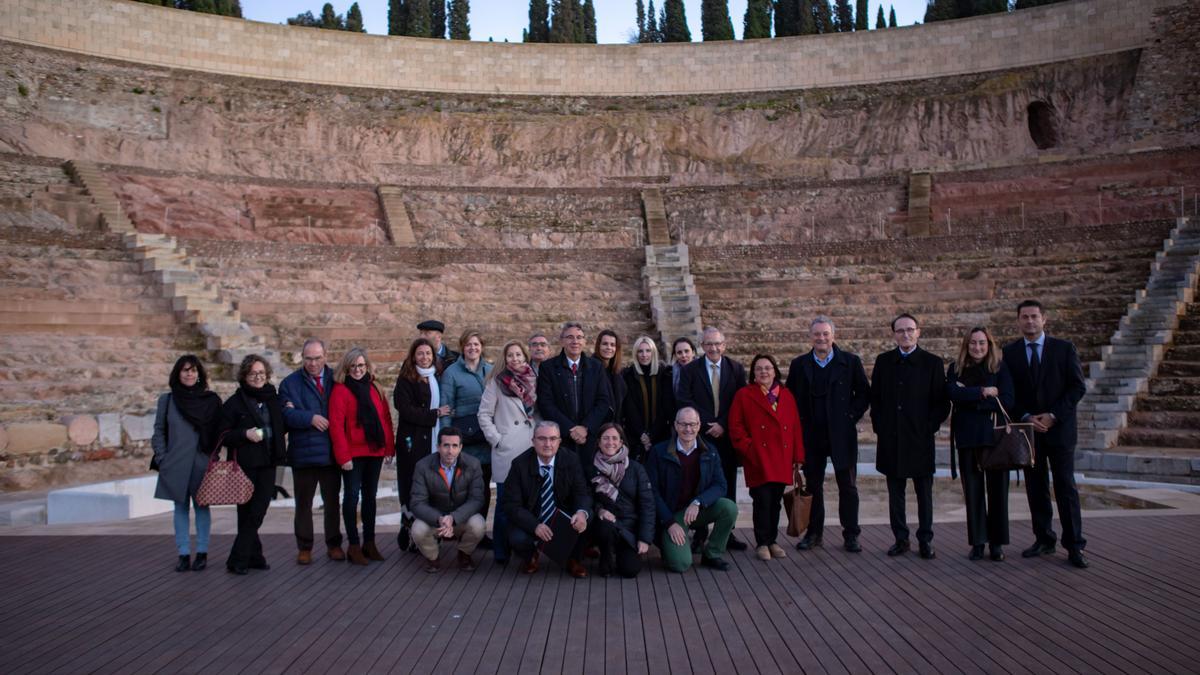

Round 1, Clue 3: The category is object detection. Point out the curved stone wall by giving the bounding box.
[0,0,1173,96]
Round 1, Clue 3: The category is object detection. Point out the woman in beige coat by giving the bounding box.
[477,340,538,565]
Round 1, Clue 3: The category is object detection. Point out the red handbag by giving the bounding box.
[196,432,254,507]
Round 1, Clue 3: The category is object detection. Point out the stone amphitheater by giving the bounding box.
[1,0,1198,494]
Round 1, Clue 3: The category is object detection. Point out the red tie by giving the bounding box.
[571,363,578,376]
[314,376,325,397]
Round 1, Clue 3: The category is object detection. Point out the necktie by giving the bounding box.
[313,375,325,397]
[710,362,721,417]
[539,465,555,525]
[1029,342,1041,383]
[570,362,578,376]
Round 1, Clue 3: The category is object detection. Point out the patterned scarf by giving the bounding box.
[761,381,780,412]
[591,444,630,502]
[498,364,537,414]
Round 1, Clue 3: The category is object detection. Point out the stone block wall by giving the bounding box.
[0,0,1173,96]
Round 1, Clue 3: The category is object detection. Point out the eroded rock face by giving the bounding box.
[0,41,1146,187]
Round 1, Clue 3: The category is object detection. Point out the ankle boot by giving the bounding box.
[363,541,385,561]
[347,545,369,566]
[191,553,208,571]
[175,555,191,573]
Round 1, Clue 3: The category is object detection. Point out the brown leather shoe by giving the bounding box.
[327,546,346,561]
[363,541,385,562]
[566,559,588,579]
[347,545,369,566]
[522,555,539,575]
[458,551,476,571]
[296,550,312,565]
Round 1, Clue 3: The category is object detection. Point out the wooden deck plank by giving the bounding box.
[0,514,1197,675]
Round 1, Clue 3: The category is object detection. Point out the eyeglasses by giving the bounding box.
[246,371,268,380]
[893,328,917,334]
[701,341,724,347]
[675,421,700,429]
[533,435,561,442]
[348,362,368,370]
[302,355,325,362]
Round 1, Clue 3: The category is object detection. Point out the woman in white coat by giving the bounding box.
[477,340,538,565]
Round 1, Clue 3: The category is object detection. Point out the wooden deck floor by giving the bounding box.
[0,513,1197,674]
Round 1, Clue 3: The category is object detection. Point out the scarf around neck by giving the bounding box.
[498,364,537,412]
[417,364,439,454]
[591,444,630,502]
[169,380,221,454]
[345,375,386,449]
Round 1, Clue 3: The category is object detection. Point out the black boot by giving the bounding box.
[175,555,191,573]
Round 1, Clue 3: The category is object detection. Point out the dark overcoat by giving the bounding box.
[784,346,870,471]
[870,347,950,478]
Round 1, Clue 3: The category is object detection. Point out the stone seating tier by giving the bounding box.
[1118,304,1200,451]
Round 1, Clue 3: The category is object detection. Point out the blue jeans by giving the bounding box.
[342,457,383,546]
[492,483,510,562]
[173,497,211,555]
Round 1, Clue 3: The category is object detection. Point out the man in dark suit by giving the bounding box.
[536,322,614,459]
[418,319,459,369]
[501,421,593,578]
[1001,299,1088,569]
[871,313,950,560]
[676,326,749,550]
[409,427,486,574]
[785,317,871,553]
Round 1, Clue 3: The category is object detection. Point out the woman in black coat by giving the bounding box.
[595,329,627,429]
[947,326,1016,562]
[585,423,656,578]
[219,354,286,575]
[621,336,676,462]
[392,338,451,551]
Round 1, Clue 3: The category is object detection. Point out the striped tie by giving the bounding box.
[539,465,554,525]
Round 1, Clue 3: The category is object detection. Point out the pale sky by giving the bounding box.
[240,0,931,43]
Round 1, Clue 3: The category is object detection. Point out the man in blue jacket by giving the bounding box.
[279,338,343,564]
[645,407,738,573]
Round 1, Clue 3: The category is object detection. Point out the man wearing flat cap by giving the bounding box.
[418,320,459,369]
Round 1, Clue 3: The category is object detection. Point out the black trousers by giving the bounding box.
[479,463,492,520]
[958,447,1009,547]
[1024,442,1086,551]
[886,475,933,545]
[342,456,382,546]
[293,465,342,551]
[590,519,644,578]
[748,482,786,547]
[509,524,584,563]
[803,455,860,540]
[228,465,275,569]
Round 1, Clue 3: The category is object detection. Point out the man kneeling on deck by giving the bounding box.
[645,407,738,573]
[410,426,487,573]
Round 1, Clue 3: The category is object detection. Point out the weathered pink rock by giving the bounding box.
[0,424,8,453]
[61,415,100,447]
[5,422,68,455]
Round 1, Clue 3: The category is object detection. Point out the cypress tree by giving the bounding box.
[798,0,816,34]
[774,0,797,37]
[663,0,691,42]
[191,0,216,13]
[813,1,833,33]
[875,4,885,28]
[393,0,409,33]
[229,0,242,17]
[319,3,342,29]
[834,0,853,31]
[345,3,365,31]
[973,0,1008,14]
[430,0,446,38]
[636,0,647,42]
[448,0,470,39]
[646,0,663,41]
[855,0,868,30]
[924,0,957,23]
[407,0,431,36]
[1015,0,1066,8]
[744,0,772,39]
[574,0,588,43]
[888,5,896,26]
[583,0,597,43]
[701,0,735,41]
[549,0,576,43]
[528,0,550,42]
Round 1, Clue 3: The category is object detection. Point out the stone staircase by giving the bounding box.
[907,170,932,237]
[122,231,289,378]
[641,189,671,246]
[1077,218,1200,478]
[376,185,412,245]
[63,160,134,234]
[643,244,703,349]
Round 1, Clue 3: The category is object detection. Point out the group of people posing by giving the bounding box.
[151,299,1089,578]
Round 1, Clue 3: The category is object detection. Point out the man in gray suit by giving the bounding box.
[410,426,486,573]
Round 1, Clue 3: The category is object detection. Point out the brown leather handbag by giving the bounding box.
[783,468,813,537]
[977,399,1036,472]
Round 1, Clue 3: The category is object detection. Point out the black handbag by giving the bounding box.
[450,415,486,445]
[977,399,1035,472]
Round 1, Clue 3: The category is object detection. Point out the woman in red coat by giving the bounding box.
[329,347,395,566]
[730,354,805,561]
